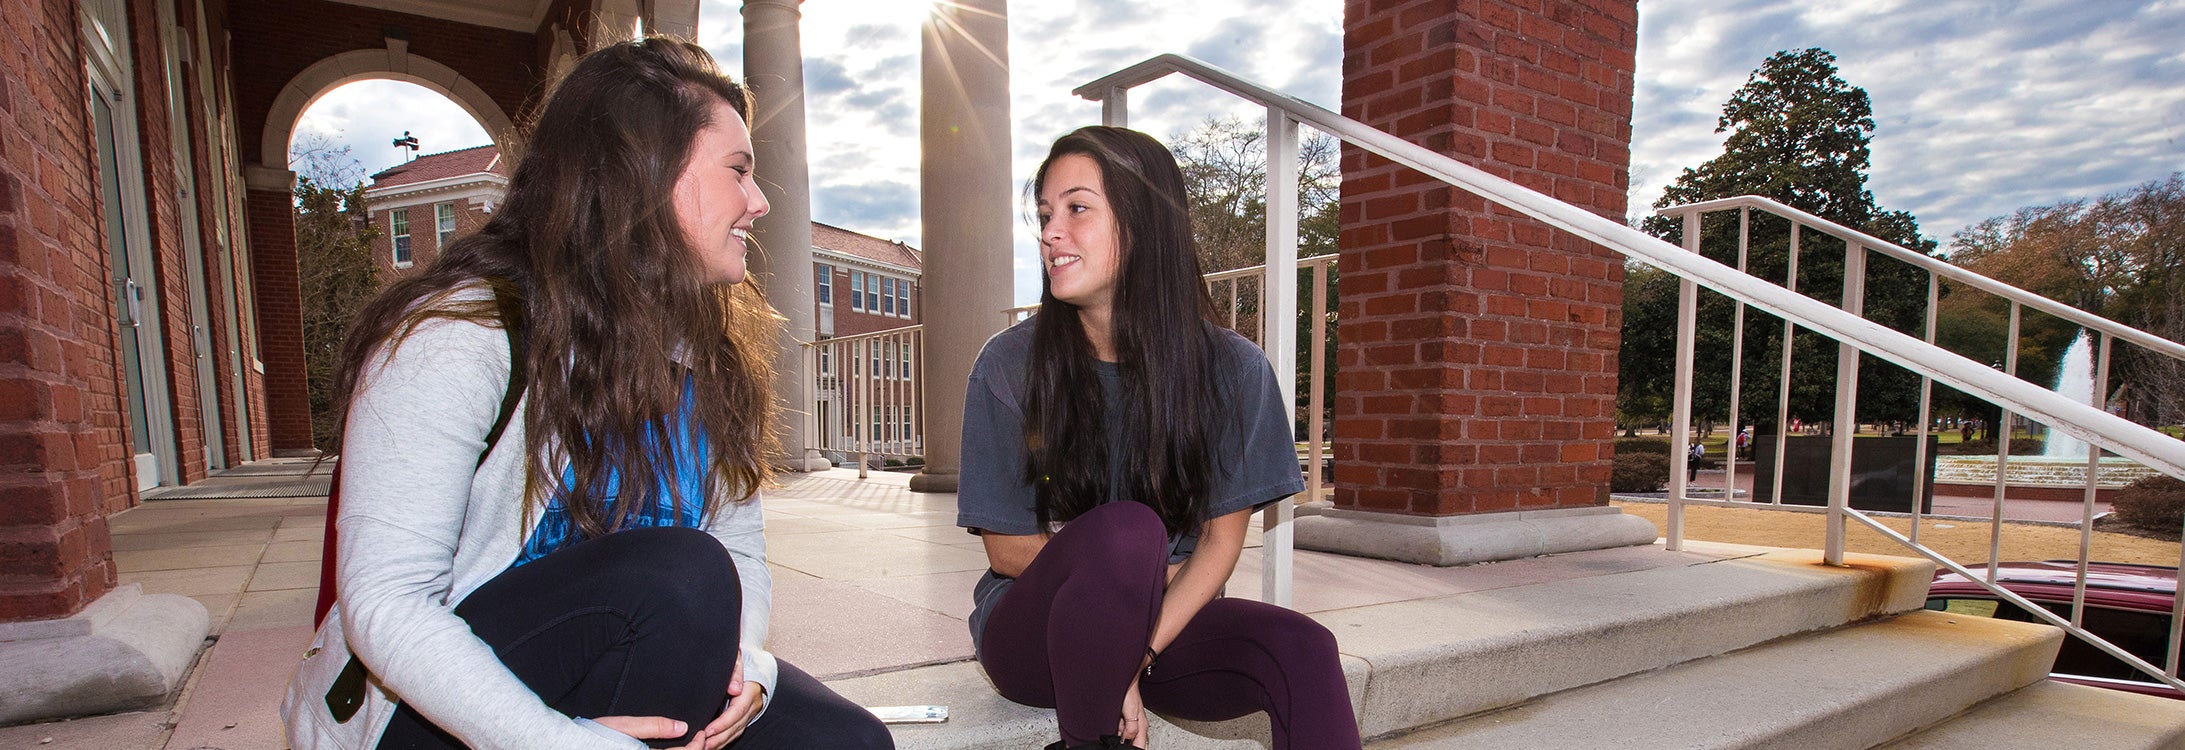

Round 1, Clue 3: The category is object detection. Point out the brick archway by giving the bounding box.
[258,46,515,171]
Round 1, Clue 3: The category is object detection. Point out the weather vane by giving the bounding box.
[393,131,420,160]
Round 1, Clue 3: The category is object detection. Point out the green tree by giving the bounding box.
[1624,48,1939,438]
[289,138,382,450]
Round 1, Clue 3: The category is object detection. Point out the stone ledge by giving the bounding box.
[0,585,211,725]
[1292,504,1659,566]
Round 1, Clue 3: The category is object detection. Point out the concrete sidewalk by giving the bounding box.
[2,462,1741,749]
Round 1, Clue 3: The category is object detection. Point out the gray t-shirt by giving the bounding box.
[956,318,1306,652]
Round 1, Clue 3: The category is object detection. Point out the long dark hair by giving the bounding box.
[328,37,780,538]
[1024,126,1220,536]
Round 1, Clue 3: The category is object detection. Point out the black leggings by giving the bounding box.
[376,526,892,749]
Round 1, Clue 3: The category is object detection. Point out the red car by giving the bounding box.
[1926,560,2183,698]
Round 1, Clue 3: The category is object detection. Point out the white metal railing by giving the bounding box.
[1077,53,2185,691]
[1655,197,2185,692]
[803,325,922,479]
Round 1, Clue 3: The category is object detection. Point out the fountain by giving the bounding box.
[2044,332,2094,460]
[1931,330,2161,499]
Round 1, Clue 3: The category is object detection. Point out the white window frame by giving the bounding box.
[850,271,864,312]
[391,208,412,268]
[436,202,457,249]
[816,264,832,304]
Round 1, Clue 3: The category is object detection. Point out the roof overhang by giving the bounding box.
[327,0,555,33]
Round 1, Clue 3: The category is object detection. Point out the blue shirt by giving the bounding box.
[513,378,709,567]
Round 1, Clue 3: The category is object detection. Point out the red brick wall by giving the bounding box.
[244,186,312,452]
[0,0,123,621]
[1334,0,1636,516]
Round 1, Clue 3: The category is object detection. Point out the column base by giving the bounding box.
[907,467,958,493]
[776,450,834,472]
[0,585,211,724]
[1295,504,1659,566]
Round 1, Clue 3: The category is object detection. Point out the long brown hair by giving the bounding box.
[1024,126,1221,536]
[328,37,780,538]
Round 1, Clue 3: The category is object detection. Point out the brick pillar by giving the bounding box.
[1296,0,1653,565]
[0,0,121,622]
[242,173,313,454]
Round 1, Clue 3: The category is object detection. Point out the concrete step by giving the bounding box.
[831,547,1939,749]
[1878,680,2185,750]
[1368,610,2061,750]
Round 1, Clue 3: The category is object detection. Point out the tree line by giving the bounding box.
[1618,47,2185,438]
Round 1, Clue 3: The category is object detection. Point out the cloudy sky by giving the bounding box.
[295,0,2185,305]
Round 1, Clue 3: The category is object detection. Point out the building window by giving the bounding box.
[897,280,912,319]
[391,209,411,267]
[866,273,881,312]
[850,271,864,312]
[817,264,833,304]
[881,277,896,316]
[818,337,832,375]
[436,202,456,249]
[871,342,881,378]
[900,342,911,380]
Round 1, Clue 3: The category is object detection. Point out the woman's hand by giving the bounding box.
[1119,678,1149,747]
[590,715,687,743]
[686,653,767,749]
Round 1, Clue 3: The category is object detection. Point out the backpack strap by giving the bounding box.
[478,288,527,467]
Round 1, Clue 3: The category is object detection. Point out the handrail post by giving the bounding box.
[1725,207,1748,501]
[1667,211,1700,551]
[1770,224,1800,506]
[1825,241,1868,566]
[1101,85,1127,128]
[1261,107,1300,607]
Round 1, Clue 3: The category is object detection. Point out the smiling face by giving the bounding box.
[1037,153,1124,315]
[673,98,770,285]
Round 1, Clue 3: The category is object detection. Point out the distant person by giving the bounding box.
[1688,441,1705,482]
[956,126,1361,750]
[282,38,891,750]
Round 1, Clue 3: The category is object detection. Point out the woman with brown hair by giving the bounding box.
[956,126,1361,750]
[280,38,891,750]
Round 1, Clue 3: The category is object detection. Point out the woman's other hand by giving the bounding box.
[1119,679,1149,747]
[688,652,767,749]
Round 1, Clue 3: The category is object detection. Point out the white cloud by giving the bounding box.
[1631,0,2185,242]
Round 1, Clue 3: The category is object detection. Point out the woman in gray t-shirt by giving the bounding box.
[956,126,1360,750]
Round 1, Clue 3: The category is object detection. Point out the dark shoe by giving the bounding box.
[1042,736,1139,749]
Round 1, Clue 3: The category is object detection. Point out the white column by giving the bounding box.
[742,0,829,470]
[909,0,1012,493]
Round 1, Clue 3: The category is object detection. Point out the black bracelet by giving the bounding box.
[1143,646,1160,678]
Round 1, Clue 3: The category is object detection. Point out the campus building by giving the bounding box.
[361,145,505,276]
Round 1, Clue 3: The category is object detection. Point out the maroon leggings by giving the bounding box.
[977,502,1362,749]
